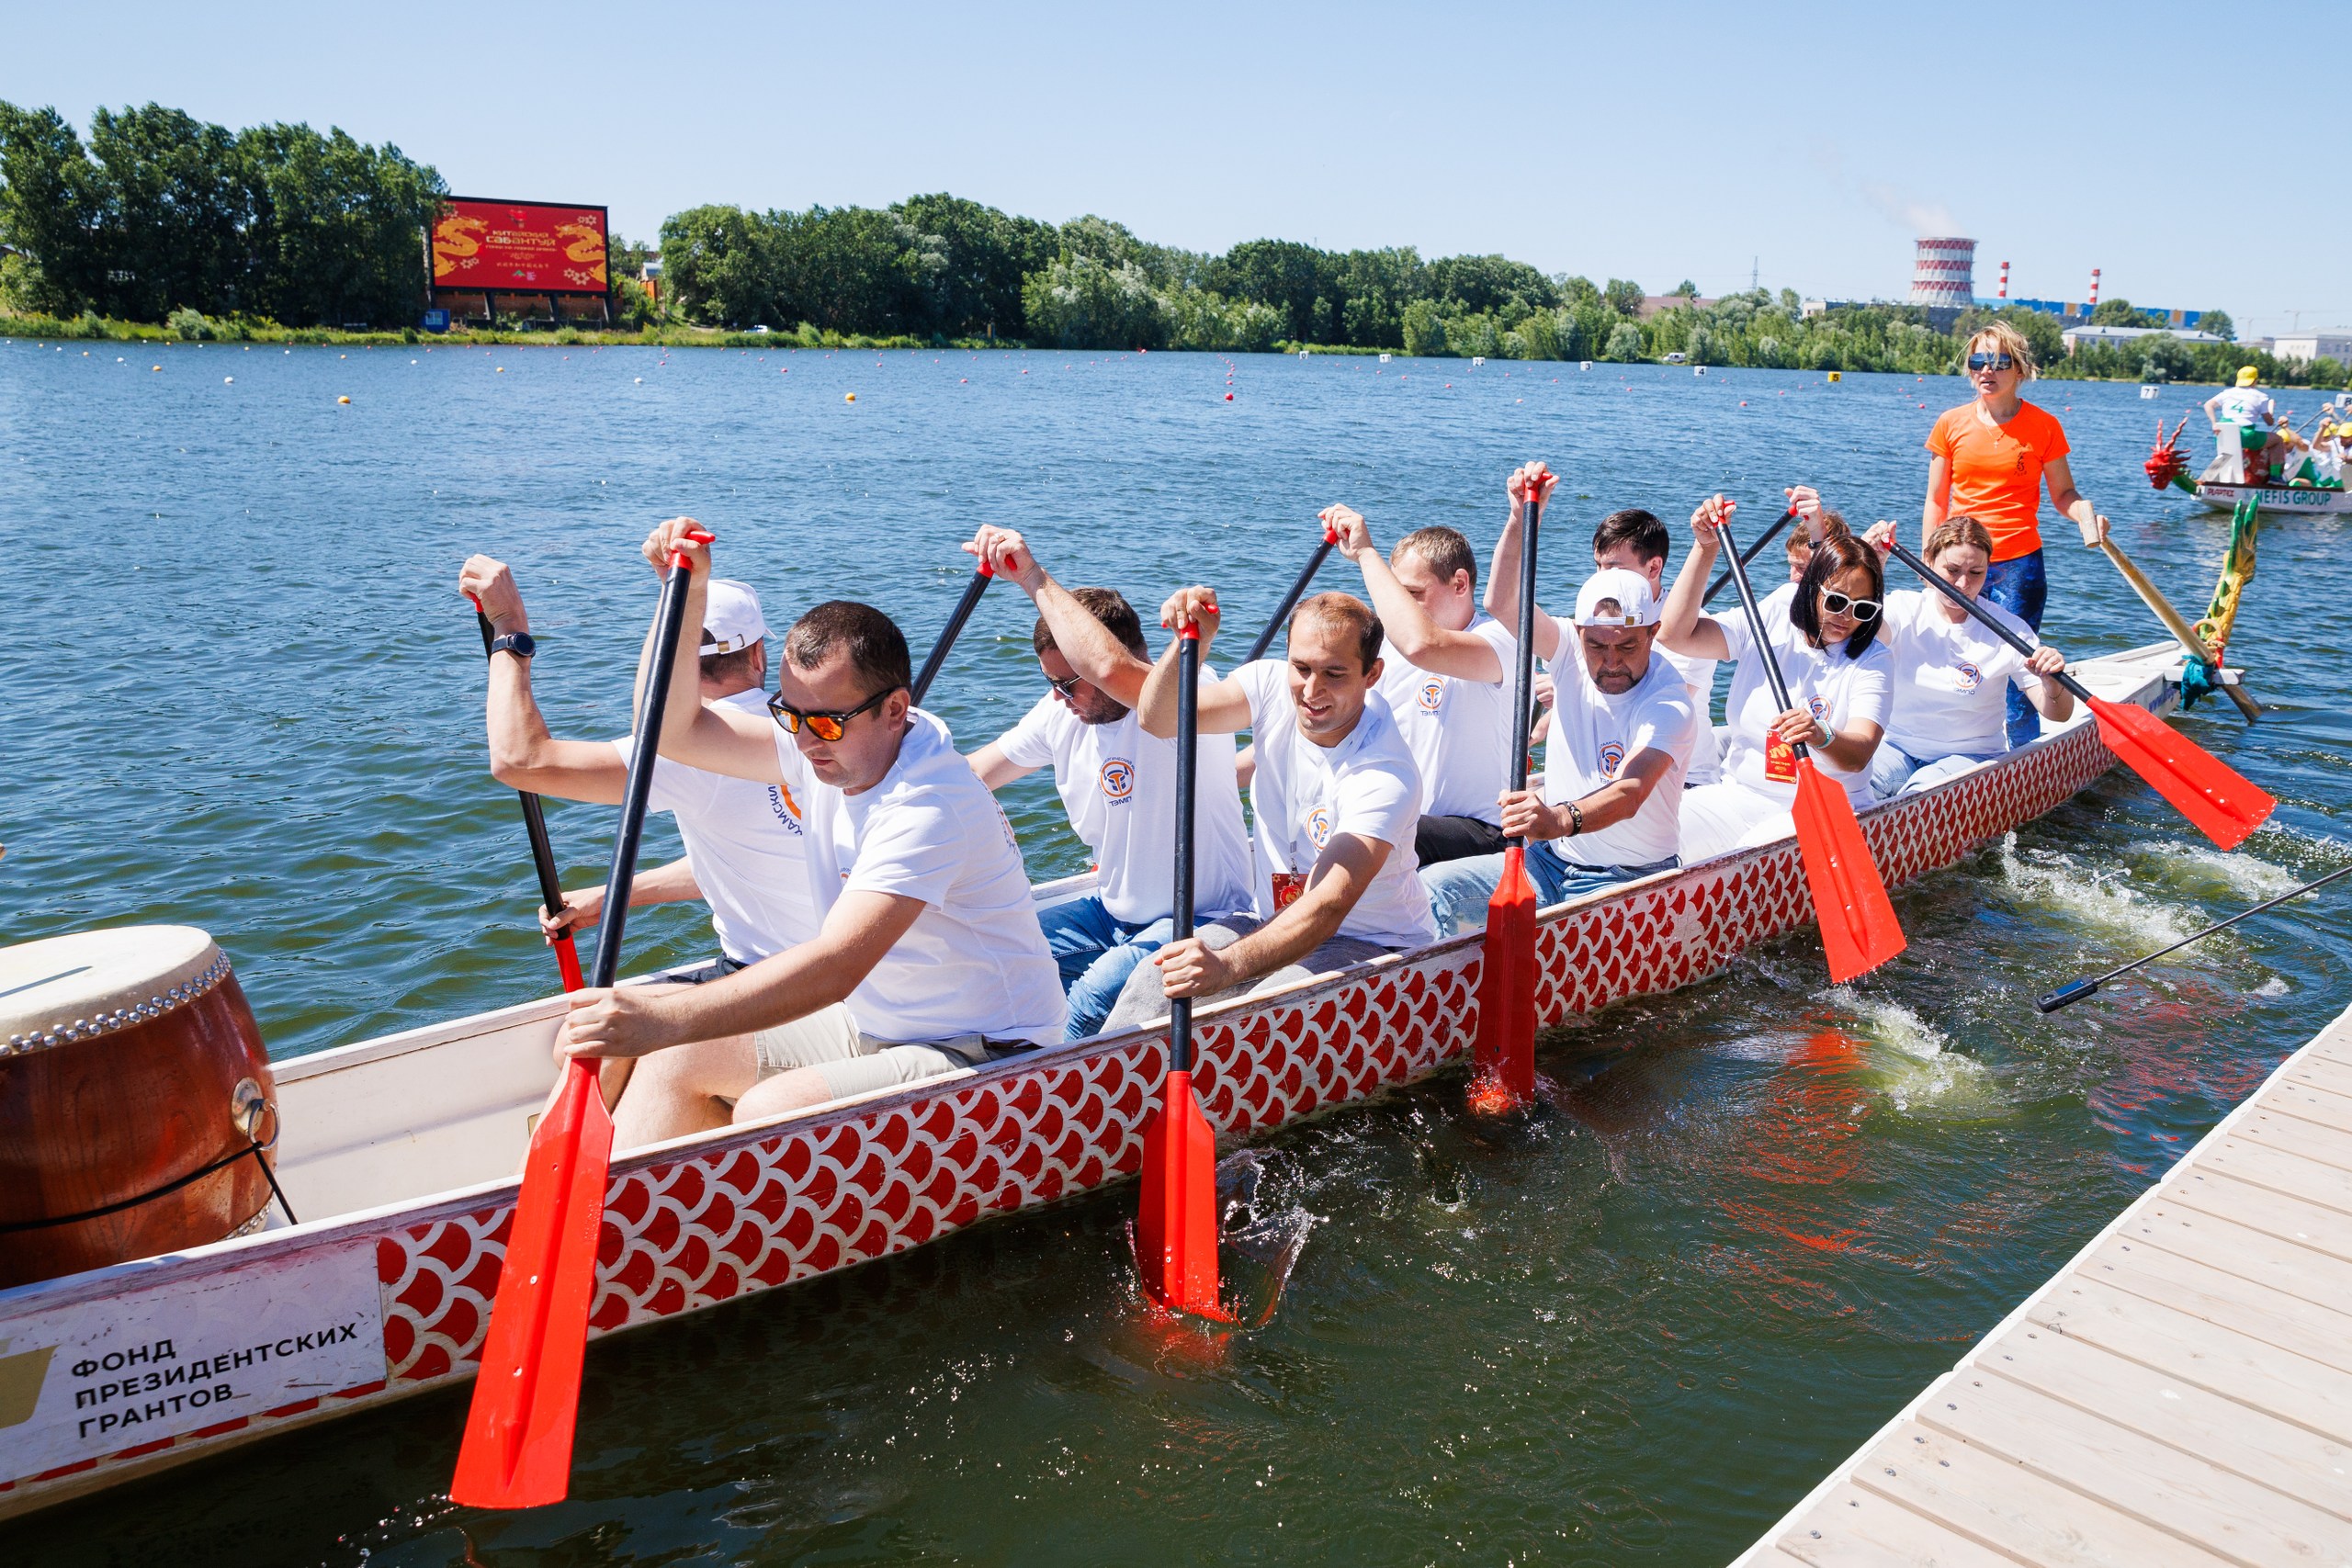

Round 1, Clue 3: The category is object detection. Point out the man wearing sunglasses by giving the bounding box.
[961,526,1255,1039]
[553,520,1065,1149]
[457,555,815,978]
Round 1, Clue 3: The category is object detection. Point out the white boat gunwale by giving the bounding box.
[0,641,2189,1519]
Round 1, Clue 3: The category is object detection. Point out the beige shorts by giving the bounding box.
[749,1003,1012,1102]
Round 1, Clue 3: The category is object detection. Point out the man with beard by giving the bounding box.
[1421,567,1695,935]
[963,527,1254,1038]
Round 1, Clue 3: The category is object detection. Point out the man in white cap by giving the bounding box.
[1421,565,1695,934]
[1320,503,1521,866]
[458,555,816,976]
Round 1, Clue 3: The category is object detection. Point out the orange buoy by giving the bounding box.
[845,392,856,402]
[337,395,350,404]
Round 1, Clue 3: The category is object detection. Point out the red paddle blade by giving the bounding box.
[450,1059,615,1509]
[1470,847,1538,1111]
[1136,1069,1220,1315]
[2089,694,2274,851]
[1791,762,1906,984]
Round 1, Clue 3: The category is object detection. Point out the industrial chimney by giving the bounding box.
[1909,237,1977,309]
[2088,268,2101,308]
[1997,261,2010,299]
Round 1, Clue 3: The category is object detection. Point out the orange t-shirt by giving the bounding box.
[1924,400,2070,561]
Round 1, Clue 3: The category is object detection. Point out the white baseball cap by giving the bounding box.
[699,579,770,655]
[1571,567,1660,627]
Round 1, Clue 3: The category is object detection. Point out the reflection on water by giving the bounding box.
[2,344,2346,1565]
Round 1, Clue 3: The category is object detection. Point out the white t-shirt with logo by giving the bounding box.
[1371,615,1518,825]
[994,695,1255,926]
[616,688,818,964]
[775,708,1065,1045]
[1229,660,1438,949]
[2213,386,2276,429]
[1657,645,1721,785]
[1880,589,2044,759]
[1709,583,1894,807]
[1538,620,1698,868]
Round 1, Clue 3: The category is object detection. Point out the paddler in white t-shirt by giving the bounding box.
[961,526,1254,1040]
[1424,567,1696,934]
[457,556,817,976]
[1103,586,1438,1029]
[1859,516,2073,795]
[1659,495,1895,864]
[1320,503,1519,865]
[554,520,1064,1149]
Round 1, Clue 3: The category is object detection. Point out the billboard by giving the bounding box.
[431,198,608,295]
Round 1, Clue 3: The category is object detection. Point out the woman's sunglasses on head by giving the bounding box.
[768,685,896,740]
[1819,589,1882,621]
[1967,352,2015,371]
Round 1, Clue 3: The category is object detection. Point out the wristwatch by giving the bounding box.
[490,631,537,660]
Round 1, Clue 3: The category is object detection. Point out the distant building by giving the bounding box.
[2267,333,2352,367]
[2059,324,2228,355]
[2007,299,2206,331]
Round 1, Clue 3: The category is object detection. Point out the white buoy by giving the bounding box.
[2140,385,2159,399]
[1378,352,1391,363]
[1580,360,1592,370]
[1472,356,1486,367]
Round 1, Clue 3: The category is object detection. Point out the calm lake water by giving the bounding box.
[3,339,2346,1567]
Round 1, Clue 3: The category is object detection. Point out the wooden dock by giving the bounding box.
[1734,999,2352,1567]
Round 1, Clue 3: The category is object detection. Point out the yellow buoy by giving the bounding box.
[844,392,856,402]
[338,396,351,404]
[1826,370,1842,383]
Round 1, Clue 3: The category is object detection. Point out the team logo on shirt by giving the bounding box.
[1306,806,1333,849]
[1416,677,1444,714]
[1953,660,1984,692]
[765,784,805,836]
[1807,695,1830,725]
[1099,758,1136,802]
[1599,740,1626,777]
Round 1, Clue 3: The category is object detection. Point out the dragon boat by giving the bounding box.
[2144,414,2352,517]
[0,640,2200,1520]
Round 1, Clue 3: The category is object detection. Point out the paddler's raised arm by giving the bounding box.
[1482,461,1562,662]
[1326,502,1504,682]
[967,525,1153,707]
[1136,585,1251,739]
[638,517,784,784]
[1657,494,1734,661]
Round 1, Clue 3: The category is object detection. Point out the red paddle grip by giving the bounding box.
[664,527,717,572]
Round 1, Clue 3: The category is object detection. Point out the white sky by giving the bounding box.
[6,1,2346,337]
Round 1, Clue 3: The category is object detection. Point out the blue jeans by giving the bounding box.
[1035,897,1175,1040]
[1869,744,2000,797]
[1982,548,2047,749]
[1420,843,1680,936]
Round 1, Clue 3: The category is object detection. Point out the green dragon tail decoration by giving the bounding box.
[2180,495,2259,710]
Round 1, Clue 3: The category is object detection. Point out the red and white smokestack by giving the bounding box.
[2088,268,2100,307]
[1998,261,2009,299]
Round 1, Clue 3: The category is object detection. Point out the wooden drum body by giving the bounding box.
[0,927,277,1291]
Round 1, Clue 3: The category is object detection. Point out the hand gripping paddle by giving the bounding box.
[1471,479,1544,1111]
[1135,622,1226,1317]
[1883,537,2273,850]
[451,526,712,1510]
[1716,514,1906,984]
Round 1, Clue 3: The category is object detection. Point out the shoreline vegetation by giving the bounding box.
[4,98,2344,389]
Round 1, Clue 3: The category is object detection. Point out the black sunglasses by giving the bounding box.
[1966,352,2015,372]
[768,684,897,741]
[1046,672,1084,697]
[1819,589,1882,622]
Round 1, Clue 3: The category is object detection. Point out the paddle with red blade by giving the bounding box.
[911,559,993,705]
[1136,620,1224,1316]
[1714,507,1906,984]
[450,525,712,1511]
[1883,536,2273,850]
[1703,505,1799,606]
[1470,469,1544,1111]
[1243,521,1340,663]
[468,598,586,993]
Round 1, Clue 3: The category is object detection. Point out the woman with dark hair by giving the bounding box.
[1657,494,1894,863]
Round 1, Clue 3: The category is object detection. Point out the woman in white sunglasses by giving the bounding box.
[1924,320,2109,748]
[1657,494,1894,864]
[1860,515,2075,795]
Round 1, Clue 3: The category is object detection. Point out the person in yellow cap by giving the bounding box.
[2205,367,2278,485]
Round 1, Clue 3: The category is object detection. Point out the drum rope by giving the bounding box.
[0,1135,298,1234]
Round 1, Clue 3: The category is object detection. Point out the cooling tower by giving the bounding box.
[1908,237,1976,309]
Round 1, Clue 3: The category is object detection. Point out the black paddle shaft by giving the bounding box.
[1244,534,1338,663]
[591,550,700,988]
[2038,860,2352,1012]
[472,610,572,920]
[910,566,993,707]
[1507,490,1542,831]
[1713,513,1815,763]
[1884,537,2093,706]
[1170,629,1201,1074]
[1703,507,1798,606]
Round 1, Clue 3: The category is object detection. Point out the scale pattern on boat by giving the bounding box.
[372,721,2106,1389]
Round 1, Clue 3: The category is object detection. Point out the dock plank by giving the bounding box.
[2257,1080,2352,1135]
[1984,1330,2352,1521]
[2163,1172,2352,1264]
[2023,1276,2352,1442]
[1851,1423,2233,1566]
[2118,1202,2352,1318]
[2193,1137,2352,1220]
[2282,1053,2352,1102]
[1920,1362,2352,1564]
[2073,1235,2352,1374]
[2223,1110,2352,1176]
[1770,1483,2024,1567]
